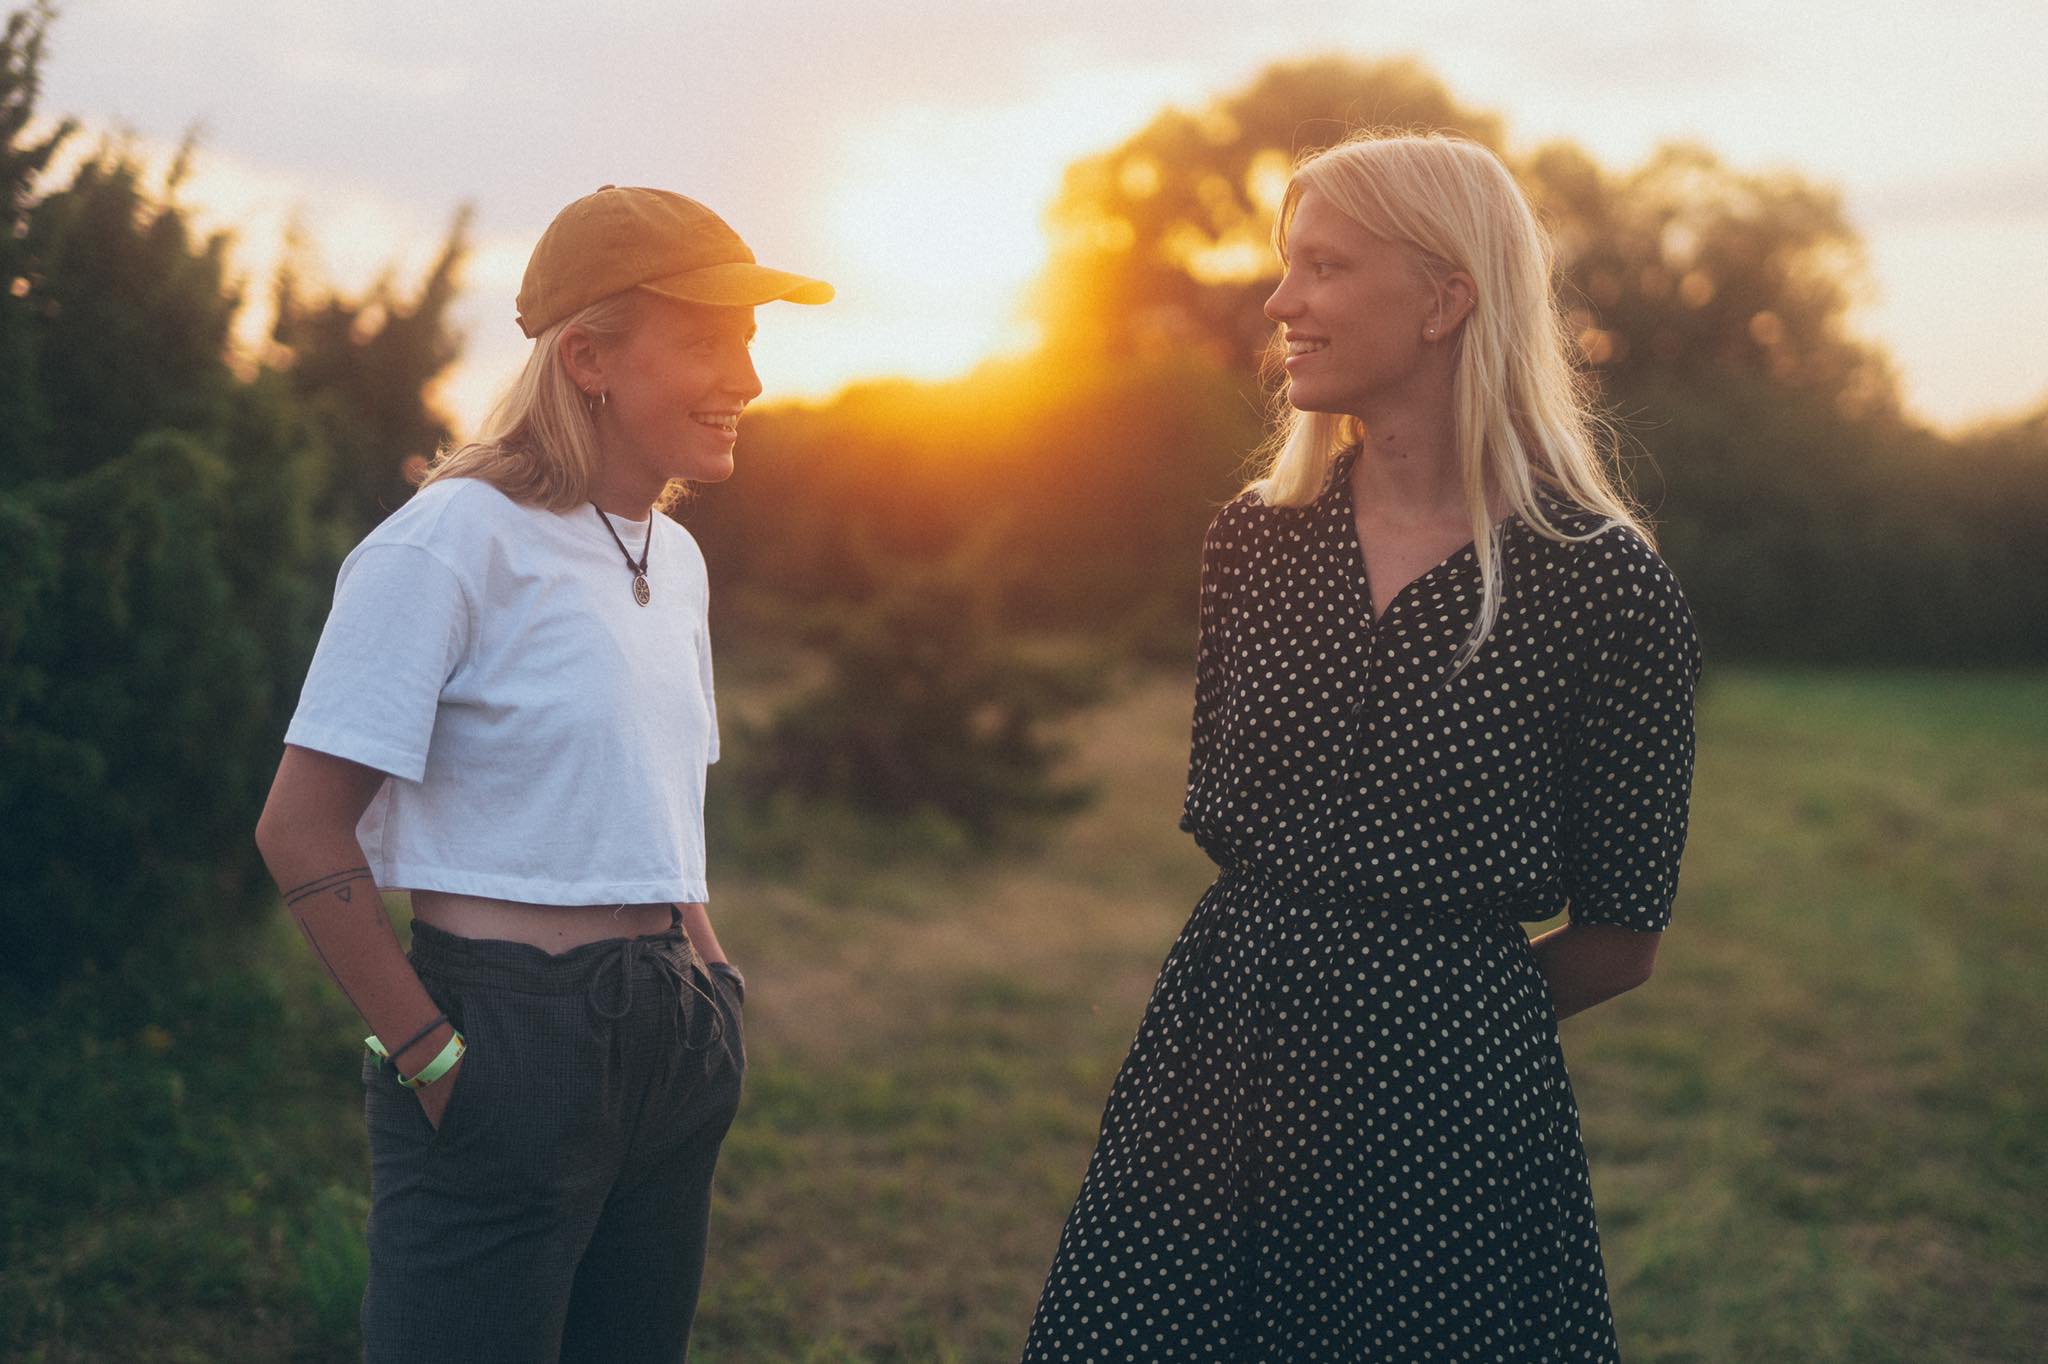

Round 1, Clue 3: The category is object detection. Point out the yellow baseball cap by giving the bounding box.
[515,185,834,337]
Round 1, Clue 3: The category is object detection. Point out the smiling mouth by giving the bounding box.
[690,410,741,434]
[1286,338,1329,355]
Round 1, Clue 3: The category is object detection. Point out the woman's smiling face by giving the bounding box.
[1263,187,1440,420]
[598,294,763,487]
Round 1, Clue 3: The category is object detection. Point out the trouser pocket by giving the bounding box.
[362,973,489,1158]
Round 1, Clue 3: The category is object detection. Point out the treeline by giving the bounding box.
[0,6,465,985]
[680,57,2048,667]
[6,17,2044,982]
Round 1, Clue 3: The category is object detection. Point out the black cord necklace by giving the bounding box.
[592,503,654,606]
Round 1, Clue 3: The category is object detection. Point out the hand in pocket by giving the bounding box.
[416,1054,466,1131]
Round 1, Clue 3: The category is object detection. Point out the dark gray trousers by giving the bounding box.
[359,911,745,1363]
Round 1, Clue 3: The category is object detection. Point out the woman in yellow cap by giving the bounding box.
[255,185,830,1362]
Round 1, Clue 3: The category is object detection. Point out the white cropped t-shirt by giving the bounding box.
[284,476,719,904]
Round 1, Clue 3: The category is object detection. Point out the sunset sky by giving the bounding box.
[46,0,2048,433]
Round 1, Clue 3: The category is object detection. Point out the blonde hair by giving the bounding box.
[1250,131,1650,672]
[418,289,687,511]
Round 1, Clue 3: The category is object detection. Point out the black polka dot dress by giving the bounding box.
[1023,447,1703,1362]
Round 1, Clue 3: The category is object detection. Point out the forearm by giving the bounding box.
[259,836,449,1070]
[1528,920,1659,1022]
[254,746,460,1124]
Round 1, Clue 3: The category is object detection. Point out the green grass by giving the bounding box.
[4,669,2043,1361]
[1564,670,2048,1362]
[0,911,373,1360]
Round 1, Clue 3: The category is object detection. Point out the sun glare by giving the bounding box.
[767,70,1190,397]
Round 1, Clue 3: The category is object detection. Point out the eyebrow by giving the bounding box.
[687,321,758,343]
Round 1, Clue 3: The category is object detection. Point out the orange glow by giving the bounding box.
[1245,149,1292,213]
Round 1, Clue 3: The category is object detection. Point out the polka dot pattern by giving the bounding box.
[1023,447,1703,1361]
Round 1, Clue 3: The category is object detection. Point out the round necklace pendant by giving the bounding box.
[633,573,651,607]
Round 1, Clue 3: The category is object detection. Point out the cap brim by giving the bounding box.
[641,261,834,307]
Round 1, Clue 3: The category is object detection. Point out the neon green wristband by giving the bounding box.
[366,1029,466,1089]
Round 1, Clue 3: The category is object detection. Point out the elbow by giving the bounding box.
[253,802,279,869]
[253,783,309,879]
[1582,922,1660,996]
[1616,941,1659,995]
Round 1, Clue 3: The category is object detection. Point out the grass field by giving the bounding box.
[4,669,2043,1361]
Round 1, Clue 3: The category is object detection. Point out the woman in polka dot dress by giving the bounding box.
[1022,133,1703,1362]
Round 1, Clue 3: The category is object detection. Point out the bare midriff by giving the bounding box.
[409,890,679,954]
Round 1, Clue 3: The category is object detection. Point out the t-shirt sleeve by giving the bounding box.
[1559,535,1703,932]
[283,542,474,782]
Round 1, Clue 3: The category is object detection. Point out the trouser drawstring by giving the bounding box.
[586,906,726,1055]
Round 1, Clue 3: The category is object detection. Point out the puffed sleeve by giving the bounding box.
[1179,509,1236,860]
[283,542,473,782]
[1559,532,1703,932]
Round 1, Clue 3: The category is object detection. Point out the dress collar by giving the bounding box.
[1317,444,1496,575]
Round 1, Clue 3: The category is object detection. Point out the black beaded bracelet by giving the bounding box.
[386,1012,450,1066]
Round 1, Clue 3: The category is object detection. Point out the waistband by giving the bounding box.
[1210,860,1561,921]
[407,905,699,993]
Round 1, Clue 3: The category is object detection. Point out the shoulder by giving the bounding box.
[339,478,562,611]
[1197,490,1276,586]
[1525,495,1675,588]
[1558,521,1697,667]
[654,511,708,569]
[1581,521,1686,618]
[1203,485,1307,551]
[654,512,711,599]
[1204,488,1263,540]
[362,476,532,559]
[1521,496,1694,633]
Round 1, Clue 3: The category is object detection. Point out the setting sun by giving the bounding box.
[741,71,1194,406]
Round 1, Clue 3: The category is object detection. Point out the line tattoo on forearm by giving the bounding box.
[298,931,366,1017]
[285,866,373,907]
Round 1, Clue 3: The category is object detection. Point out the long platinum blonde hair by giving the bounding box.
[420,290,682,510]
[1251,132,1650,671]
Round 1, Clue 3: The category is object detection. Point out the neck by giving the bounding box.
[587,458,659,520]
[1348,389,1464,523]
[593,497,653,522]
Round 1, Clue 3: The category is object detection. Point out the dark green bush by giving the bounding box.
[0,4,463,987]
[719,545,1107,854]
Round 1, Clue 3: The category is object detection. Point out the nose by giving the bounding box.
[1264,270,1301,322]
[726,344,762,403]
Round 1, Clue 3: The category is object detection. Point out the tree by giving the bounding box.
[272,207,471,533]
[0,1,68,482]
[1033,55,1898,421]
[690,53,2040,667]
[1034,56,1504,366]
[1528,139,1899,419]
[0,4,462,985]
[13,147,241,483]
[722,542,1105,850]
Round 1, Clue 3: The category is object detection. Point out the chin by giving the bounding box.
[680,454,736,484]
[1284,384,1354,416]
